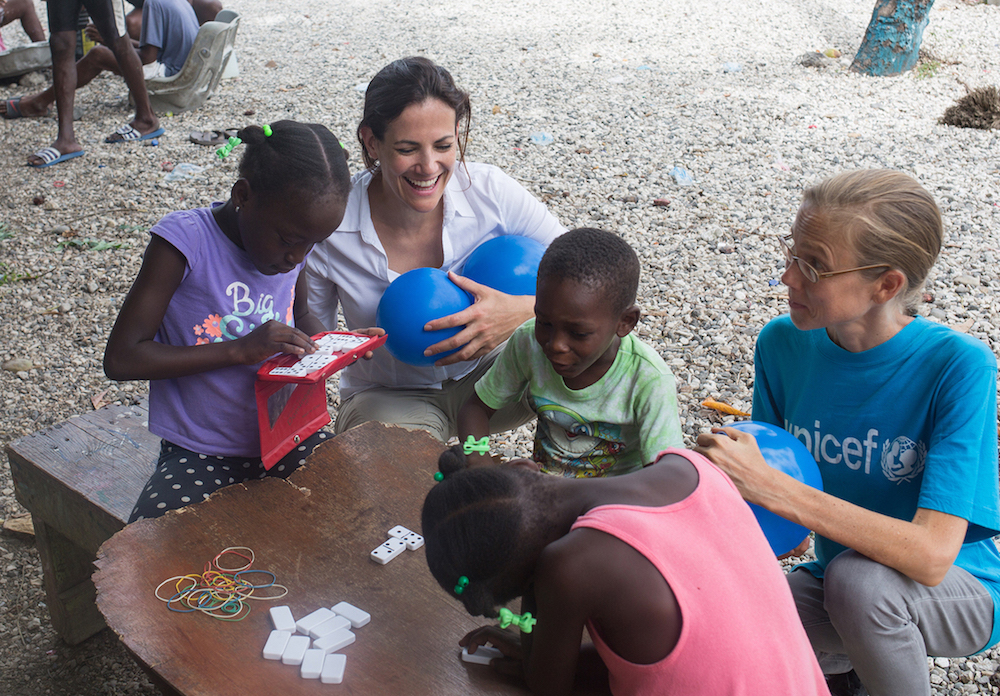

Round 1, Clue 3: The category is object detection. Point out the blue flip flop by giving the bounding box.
[105,124,166,143]
[28,147,86,168]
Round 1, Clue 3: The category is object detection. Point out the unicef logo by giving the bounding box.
[880,436,927,483]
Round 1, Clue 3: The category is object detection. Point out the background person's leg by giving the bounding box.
[823,550,994,696]
[1,0,46,41]
[27,28,84,164]
[335,388,450,442]
[786,566,856,675]
[82,0,158,137]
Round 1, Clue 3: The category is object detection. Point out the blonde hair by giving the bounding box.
[802,170,942,314]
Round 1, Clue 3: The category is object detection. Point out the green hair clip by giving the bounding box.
[215,135,242,160]
[433,471,444,482]
[454,575,469,595]
[463,435,489,456]
[262,124,273,137]
[498,607,536,634]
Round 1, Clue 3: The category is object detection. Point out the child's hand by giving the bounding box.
[234,320,317,365]
[506,458,541,473]
[465,452,493,468]
[460,626,523,675]
[354,326,385,360]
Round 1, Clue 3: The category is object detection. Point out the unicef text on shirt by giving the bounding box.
[783,420,925,482]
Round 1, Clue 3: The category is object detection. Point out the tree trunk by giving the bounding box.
[851,0,936,76]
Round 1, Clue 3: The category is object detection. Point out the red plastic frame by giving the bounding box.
[254,331,387,469]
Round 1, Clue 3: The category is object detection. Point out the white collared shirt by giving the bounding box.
[305,161,566,397]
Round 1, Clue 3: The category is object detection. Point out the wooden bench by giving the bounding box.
[6,399,157,645]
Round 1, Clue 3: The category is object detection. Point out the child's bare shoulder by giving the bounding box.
[536,528,638,600]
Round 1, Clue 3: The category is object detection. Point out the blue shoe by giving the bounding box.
[28,147,86,168]
[105,124,166,143]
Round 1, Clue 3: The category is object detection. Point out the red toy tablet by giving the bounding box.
[255,331,387,469]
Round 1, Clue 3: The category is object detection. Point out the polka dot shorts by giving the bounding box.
[128,430,332,522]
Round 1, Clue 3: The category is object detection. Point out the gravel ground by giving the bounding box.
[1,0,999,693]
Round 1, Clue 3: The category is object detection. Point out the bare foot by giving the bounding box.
[1,96,50,119]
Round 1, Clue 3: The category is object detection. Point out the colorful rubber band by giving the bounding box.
[154,546,283,622]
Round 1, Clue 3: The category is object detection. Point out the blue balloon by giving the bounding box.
[462,236,546,296]
[376,268,473,366]
[727,421,824,556]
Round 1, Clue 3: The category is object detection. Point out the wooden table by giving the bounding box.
[93,422,531,696]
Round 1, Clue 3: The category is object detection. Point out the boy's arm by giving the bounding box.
[460,327,532,463]
[458,392,496,466]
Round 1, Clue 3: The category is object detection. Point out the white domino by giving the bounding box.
[370,537,406,565]
[298,353,336,371]
[281,634,311,665]
[268,365,305,377]
[461,645,505,665]
[332,601,371,628]
[309,614,352,640]
[269,605,296,633]
[313,627,356,654]
[321,653,347,684]
[295,607,336,635]
[262,629,292,660]
[316,334,367,354]
[300,648,325,679]
[387,525,411,538]
[401,531,424,550]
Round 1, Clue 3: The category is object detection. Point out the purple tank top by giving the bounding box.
[148,206,302,456]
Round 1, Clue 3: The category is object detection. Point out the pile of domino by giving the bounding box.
[263,601,370,684]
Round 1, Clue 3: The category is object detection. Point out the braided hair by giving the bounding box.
[421,446,536,618]
[236,121,351,204]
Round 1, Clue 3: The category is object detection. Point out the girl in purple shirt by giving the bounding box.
[104,121,351,521]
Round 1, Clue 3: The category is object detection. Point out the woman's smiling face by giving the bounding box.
[362,98,459,216]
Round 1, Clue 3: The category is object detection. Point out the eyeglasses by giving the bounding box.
[778,235,890,284]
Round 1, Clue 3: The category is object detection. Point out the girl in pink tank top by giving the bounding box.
[422,445,829,696]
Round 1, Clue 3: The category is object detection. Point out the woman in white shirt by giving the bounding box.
[306,56,565,441]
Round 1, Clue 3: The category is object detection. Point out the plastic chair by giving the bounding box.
[0,41,52,80]
[142,10,240,113]
[215,9,240,79]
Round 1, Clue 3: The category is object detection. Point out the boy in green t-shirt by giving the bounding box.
[459,227,683,477]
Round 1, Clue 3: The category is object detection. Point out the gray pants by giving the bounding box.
[334,348,533,443]
[789,550,994,696]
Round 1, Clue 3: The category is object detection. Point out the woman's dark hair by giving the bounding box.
[236,121,351,203]
[357,57,472,171]
[421,446,530,617]
[537,227,641,314]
